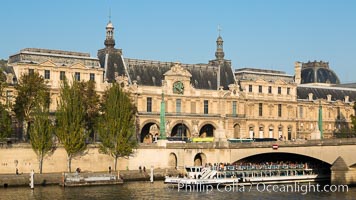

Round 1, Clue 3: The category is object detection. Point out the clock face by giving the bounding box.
[173,81,184,94]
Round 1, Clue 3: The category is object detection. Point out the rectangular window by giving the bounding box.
[337,107,341,120]
[268,86,272,94]
[60,71,66,80]
[287,87,290,95]
[176,99,181,113]
[204,100,209,114]
[258,85,262,93]
[278,104,282,117]
[248,85,252,92]
[299,106,303,118]
[90,73,95,81]
[259,103,263,116]
[278,87,281,94]
[75,72,80,81]
[232,101,237,116]
[29,69,34,75]
[147,97,152,112]
[44,70,50,79]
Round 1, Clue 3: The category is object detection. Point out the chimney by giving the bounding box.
[294,62,302,84]
[308,93,313,101]
[327,94,332,102]
[345,96,349,103]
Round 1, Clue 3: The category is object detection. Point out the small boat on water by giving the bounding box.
[60,172,123,187]
[164,164,330,187]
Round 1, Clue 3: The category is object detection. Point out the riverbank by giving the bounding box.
[0,168,180,188]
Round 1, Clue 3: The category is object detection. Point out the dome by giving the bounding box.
[300,61,340,84]
[106,21,114,29]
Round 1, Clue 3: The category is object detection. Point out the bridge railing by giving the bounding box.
[164,138,356,149]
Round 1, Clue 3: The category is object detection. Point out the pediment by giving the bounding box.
[39,60,56,67]
[164,62,192,78]
[70,63,87,69]
[255,79,267,83]
[275,79,287,85]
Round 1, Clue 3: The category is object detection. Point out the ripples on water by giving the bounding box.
[1,182,355,200]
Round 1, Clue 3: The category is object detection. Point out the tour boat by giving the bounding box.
[164,166,240,186]
[164,164,330,187]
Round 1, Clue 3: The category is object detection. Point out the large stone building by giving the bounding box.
[1,20,356,142]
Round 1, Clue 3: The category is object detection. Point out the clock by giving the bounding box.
[173,81,184,94]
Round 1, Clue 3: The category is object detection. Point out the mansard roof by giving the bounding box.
[297,85,356,102]
[124,58,235,90]
[235,67,294,83]
[8,48,100,68]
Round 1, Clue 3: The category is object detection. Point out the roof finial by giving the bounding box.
[109,8,111,22]
[218,24,222,37]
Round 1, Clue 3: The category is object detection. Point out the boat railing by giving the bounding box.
[64,173,117,183]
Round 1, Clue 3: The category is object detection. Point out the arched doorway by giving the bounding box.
[171,123,189,139]
[140,123,159,143]
[234,124,241,138]
[199,124,215,137]
[168,153,177,169]
[194,153,207,166]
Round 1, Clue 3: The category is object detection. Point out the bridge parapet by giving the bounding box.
[164,138,356,149]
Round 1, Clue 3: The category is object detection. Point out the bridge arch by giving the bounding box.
[232,152,331,176]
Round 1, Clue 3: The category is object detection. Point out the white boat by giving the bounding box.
[164,165,330,187]
[236,168,330,185]
[164,166,240,186]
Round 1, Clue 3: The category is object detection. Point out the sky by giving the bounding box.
[1,0,356,83]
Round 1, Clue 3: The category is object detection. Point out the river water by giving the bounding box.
[1,181,355,200]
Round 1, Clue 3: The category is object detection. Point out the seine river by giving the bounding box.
[1,181,355,200]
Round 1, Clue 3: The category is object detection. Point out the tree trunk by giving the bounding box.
[67,155,72,173]
[39,156,43,174]
[22,120,28,141]
[114,157,118,172]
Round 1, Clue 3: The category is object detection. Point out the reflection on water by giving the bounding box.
[1,181,355,200]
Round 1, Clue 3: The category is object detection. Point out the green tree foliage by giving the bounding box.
[0,67,7,96]
[30,105,54,173]
[79,81,100,142]
[351,102,356,135]
[13,72,49,141]
[55,79,87,172]
[97,83,137,171]
[0,104,12,142]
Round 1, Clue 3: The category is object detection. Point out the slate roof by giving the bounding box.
[124,58,235,90]
[297,85,356,101]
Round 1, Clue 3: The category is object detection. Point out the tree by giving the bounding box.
[0,67,12,142]
[80,81,100,142]
[0,104,12,142]
[350,102,356,136]
[30,105,54,173]
[55,79,87,172]
[97,83,137,171]
[0,67,7,96]
[13,72,49,141]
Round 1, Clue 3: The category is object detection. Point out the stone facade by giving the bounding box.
[1,20,356,143]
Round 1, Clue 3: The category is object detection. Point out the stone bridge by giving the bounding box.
[1,138,355,185]
[134,138,356,185]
